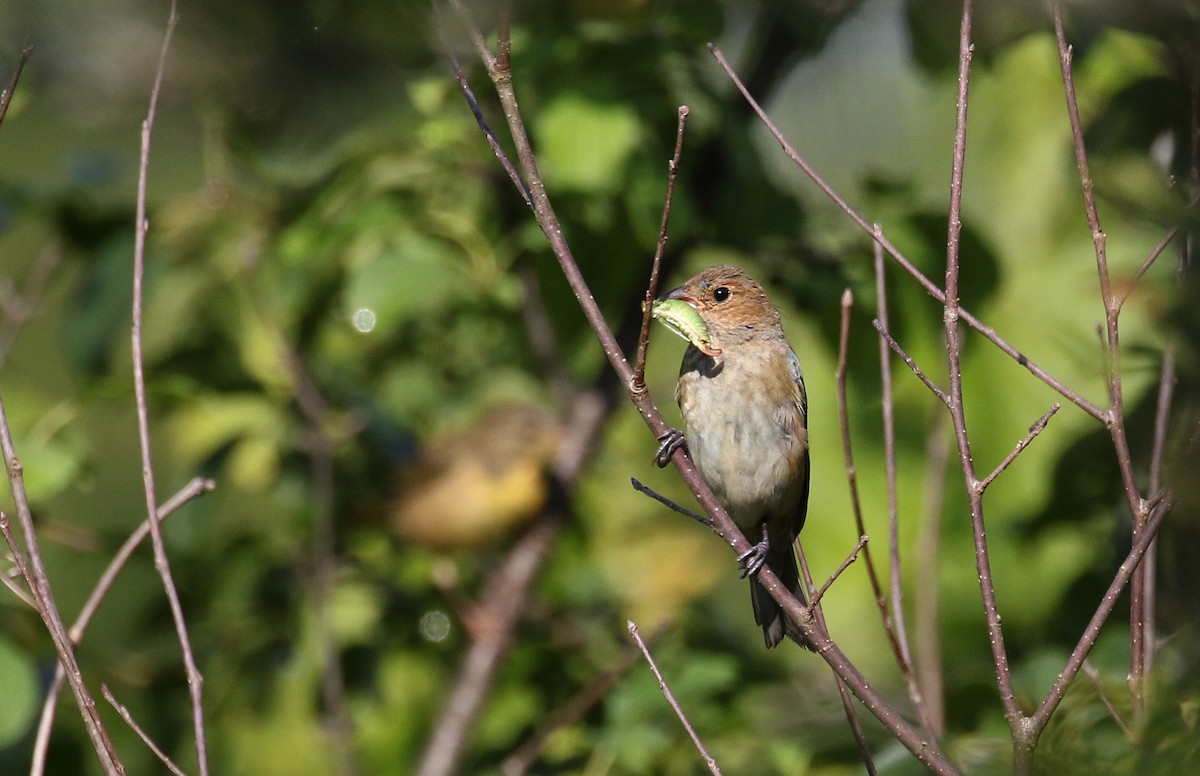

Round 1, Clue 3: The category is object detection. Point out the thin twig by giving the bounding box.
[129,4,208,774]
[30,478,215,776]
[795,541,877,776]
[631,477,710,526]
[873,320,949,405]
[627,621,723,776]
[1141,347,1176,678]
[0,243,63,370]
[976,404,1061,493]
[0,53,124,776]
[445,47,531,206]
[915,409,951,736]
[835,290,898,655]
[706,43,1106,422]
[873,239,942,746]
[633,105,689,391]
[808,535,868,609]
[1080,661,1133,739]
[0,44,31,129]
[1052,1,1148,708]
[1030,496,1173,730]
[938,0,1022,747]
[102,686,189,776]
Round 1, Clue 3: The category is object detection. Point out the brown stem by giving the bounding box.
[795,541,878,776]
[633,105,689,391]
[915,409,950,736]
[835,289,899,654]
[29,478,215,776]
[129,5,208,773]
[0,44,31,128]
[1030,496,1172,731]
[977,404,1061,493]
[940,0,1021,736]
[627,621,724,776]
[706,43,1106,423]
[102,686,189,776]
[1052,1,1149,706]
[873,239,943,746]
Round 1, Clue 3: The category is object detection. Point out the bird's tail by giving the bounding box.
[750,546,816,651]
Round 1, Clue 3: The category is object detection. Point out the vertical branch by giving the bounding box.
[633,105,689,390]
[834,288,893,633]
[873,239,941,744]
[1051,2,1151,703]
[129,4,209,775]
[1141,347,1176,679]
[915,408,950,736]
[795,541,878,776]
[941,0,1024,751]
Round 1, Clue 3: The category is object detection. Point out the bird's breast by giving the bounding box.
[677,347,806,529]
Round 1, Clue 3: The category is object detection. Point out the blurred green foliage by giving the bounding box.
[0,0,1198,774]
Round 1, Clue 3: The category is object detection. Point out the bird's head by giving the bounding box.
[659,265,783,346]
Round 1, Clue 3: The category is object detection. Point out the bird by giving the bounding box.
[654,265,811,649]
[390,403,562,549]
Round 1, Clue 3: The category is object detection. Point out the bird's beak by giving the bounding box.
[657,285,697,309]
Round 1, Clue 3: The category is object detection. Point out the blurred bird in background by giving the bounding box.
[655,265,812,649]
[391,403,562,549]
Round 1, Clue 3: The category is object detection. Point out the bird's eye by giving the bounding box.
[713,286,731,302]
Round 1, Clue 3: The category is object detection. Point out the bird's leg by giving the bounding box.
[737,524,770,579]
[654,428,688,468]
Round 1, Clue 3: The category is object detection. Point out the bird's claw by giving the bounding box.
[737,525,770,579]
[654,429,687,468]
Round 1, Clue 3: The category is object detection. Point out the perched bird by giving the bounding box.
[655,265,811,649]
[391,403,561,549]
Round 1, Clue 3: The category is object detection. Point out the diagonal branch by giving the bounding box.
[706,43,1106,423]
[627,621,723,776]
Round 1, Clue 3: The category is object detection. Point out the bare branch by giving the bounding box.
[872,320,949,405]
[1031,495,1173,730]
[976,404,1061,494]
[30,478,214,776]
[129,4,209,774]
[808,535,869,610]
[627,621,723,776]
[706,43,1105,422]
[103,686,189,776]
[835,290,897,652]
[633,105,689,391]
[0,43,31,129]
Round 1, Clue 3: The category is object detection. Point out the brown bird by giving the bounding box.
[655,265,811,649]
[391,403,561,549]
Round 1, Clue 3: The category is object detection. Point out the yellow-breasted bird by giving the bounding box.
[391,403,561,549]
[655,265,812,649]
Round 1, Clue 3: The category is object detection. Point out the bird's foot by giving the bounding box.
[737,525,770,579]
[654,428,687,468]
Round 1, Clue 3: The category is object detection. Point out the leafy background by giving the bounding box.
[0,0,1198,774]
